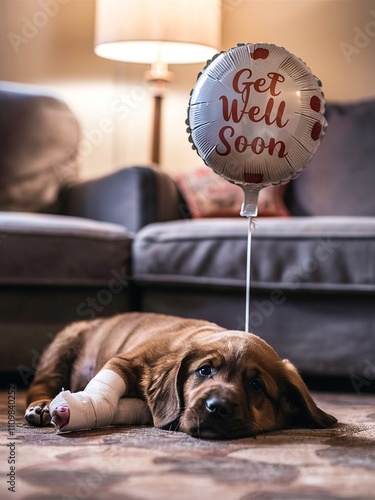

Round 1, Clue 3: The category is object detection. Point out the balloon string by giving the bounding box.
[245,216,252,333]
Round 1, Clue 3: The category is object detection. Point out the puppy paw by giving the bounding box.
[51,403,70,431]
[25,402,51,426]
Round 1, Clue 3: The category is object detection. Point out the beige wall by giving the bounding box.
[1,0,375,180]
[223,0,375,102]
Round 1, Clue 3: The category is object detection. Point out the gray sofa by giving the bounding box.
[0,82,183,380]
[1,82,374,392]
[132,99,375,386]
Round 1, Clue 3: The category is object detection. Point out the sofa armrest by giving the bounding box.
[61,166,189,233]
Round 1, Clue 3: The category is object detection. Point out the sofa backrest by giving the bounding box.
[288,98,375,216]
[0,82,79,213]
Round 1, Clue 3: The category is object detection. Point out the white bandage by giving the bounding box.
[50,369,150,432]
[112,398,152,426]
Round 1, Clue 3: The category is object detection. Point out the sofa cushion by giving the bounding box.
[133,217,375,293]
[289,98,375,216]
[64,166,188,233]
[0,212,133,286]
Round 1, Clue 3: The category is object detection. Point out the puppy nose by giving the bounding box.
[205,397,233,418]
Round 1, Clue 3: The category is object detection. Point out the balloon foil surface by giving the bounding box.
[187,43,327,190]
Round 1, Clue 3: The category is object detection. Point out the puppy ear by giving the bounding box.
[279,359,337,429]
[146,354,190,429]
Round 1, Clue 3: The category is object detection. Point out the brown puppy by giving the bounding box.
[25,312,336,439]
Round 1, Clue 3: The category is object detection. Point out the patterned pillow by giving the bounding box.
[174,167,290,218]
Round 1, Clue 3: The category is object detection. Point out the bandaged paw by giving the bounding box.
[50,369,151,432]
[50,369,126,431]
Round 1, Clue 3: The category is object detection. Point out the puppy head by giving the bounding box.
[149,330,337,439]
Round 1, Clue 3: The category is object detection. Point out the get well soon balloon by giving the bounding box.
[187,43,327,216]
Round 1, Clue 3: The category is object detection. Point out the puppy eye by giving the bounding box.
[249,378,264,393]
[197,365,213,377]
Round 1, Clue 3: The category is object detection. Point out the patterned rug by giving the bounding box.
[1,390,375,499]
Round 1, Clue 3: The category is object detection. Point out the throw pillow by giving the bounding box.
[175,167,290,218]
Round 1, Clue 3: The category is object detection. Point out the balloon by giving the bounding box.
[186,43,327,216]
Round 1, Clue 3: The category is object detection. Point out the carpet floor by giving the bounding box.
[0,389,375,500]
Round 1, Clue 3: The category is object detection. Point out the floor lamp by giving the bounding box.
[94,0,221,166]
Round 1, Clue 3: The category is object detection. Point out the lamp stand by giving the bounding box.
[151,93,163,165]
[145,62,173,166]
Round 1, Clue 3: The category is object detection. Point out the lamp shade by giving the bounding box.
[94,0,221,64]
